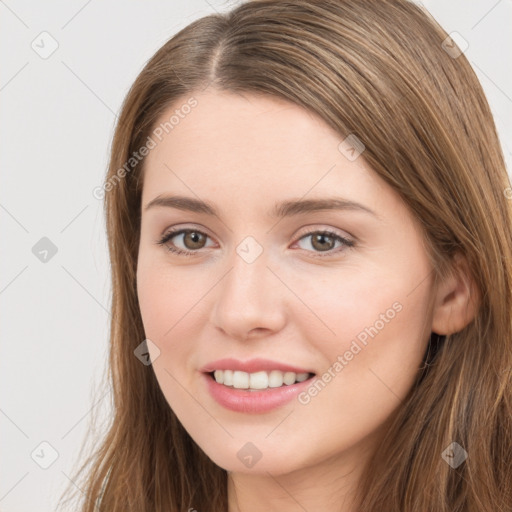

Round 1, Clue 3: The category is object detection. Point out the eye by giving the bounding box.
[293,229,354,258]
[156,228,214,257]
[155,227,355,258]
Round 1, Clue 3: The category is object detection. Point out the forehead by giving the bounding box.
[141,90,390,214]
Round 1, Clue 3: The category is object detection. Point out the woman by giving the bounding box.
[61,0,512,510]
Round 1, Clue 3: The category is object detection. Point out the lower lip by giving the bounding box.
[202,372,315,413]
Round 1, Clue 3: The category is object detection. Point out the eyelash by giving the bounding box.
[155,227,355,259]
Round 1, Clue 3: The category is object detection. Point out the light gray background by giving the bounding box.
[1,1,511,510]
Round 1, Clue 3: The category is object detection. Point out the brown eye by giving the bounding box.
[310,233,336,252]
[181,231,207,250]
[157,228,213,256]
[295,229,354,258]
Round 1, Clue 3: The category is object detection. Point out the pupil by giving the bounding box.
[187,231,203,248]
[315,234,332,250]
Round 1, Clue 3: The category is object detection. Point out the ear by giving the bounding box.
[431,252,480,336]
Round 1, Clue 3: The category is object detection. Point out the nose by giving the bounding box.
[210,245,287,342]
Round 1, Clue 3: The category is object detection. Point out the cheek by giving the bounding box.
[137,258,204,341]
[303,272,431,415]
[136,262,204,401]
[301,258,432,403]
[284,282,431,463]
[137,263,206,420]
[291,265,404,347]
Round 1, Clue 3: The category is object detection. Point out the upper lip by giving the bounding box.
[200,358,314,375]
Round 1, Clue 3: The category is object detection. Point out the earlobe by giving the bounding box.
[431,253,480,336]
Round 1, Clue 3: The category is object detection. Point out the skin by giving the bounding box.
[136,89,477,511]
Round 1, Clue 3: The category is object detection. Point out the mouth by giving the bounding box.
[203,368,317,413]
[207,369,316,391]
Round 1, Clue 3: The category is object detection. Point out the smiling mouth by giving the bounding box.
[208,369,316,391]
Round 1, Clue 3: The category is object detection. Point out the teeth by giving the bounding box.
[233,370,249,389]
[283,372,296,385]
[295,372,309,382]
[213,370,224,384]
[212,370,311,390]
[268,370,283,388]
[249,371,268,389]
[223,370,233,386]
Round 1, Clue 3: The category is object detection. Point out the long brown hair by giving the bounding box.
[59,1,512,510]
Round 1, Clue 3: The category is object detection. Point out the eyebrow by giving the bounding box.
[144,194,379,219]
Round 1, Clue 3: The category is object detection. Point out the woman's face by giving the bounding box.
[137,90,435,476]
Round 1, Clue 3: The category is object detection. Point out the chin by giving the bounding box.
[198,440,306,475]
